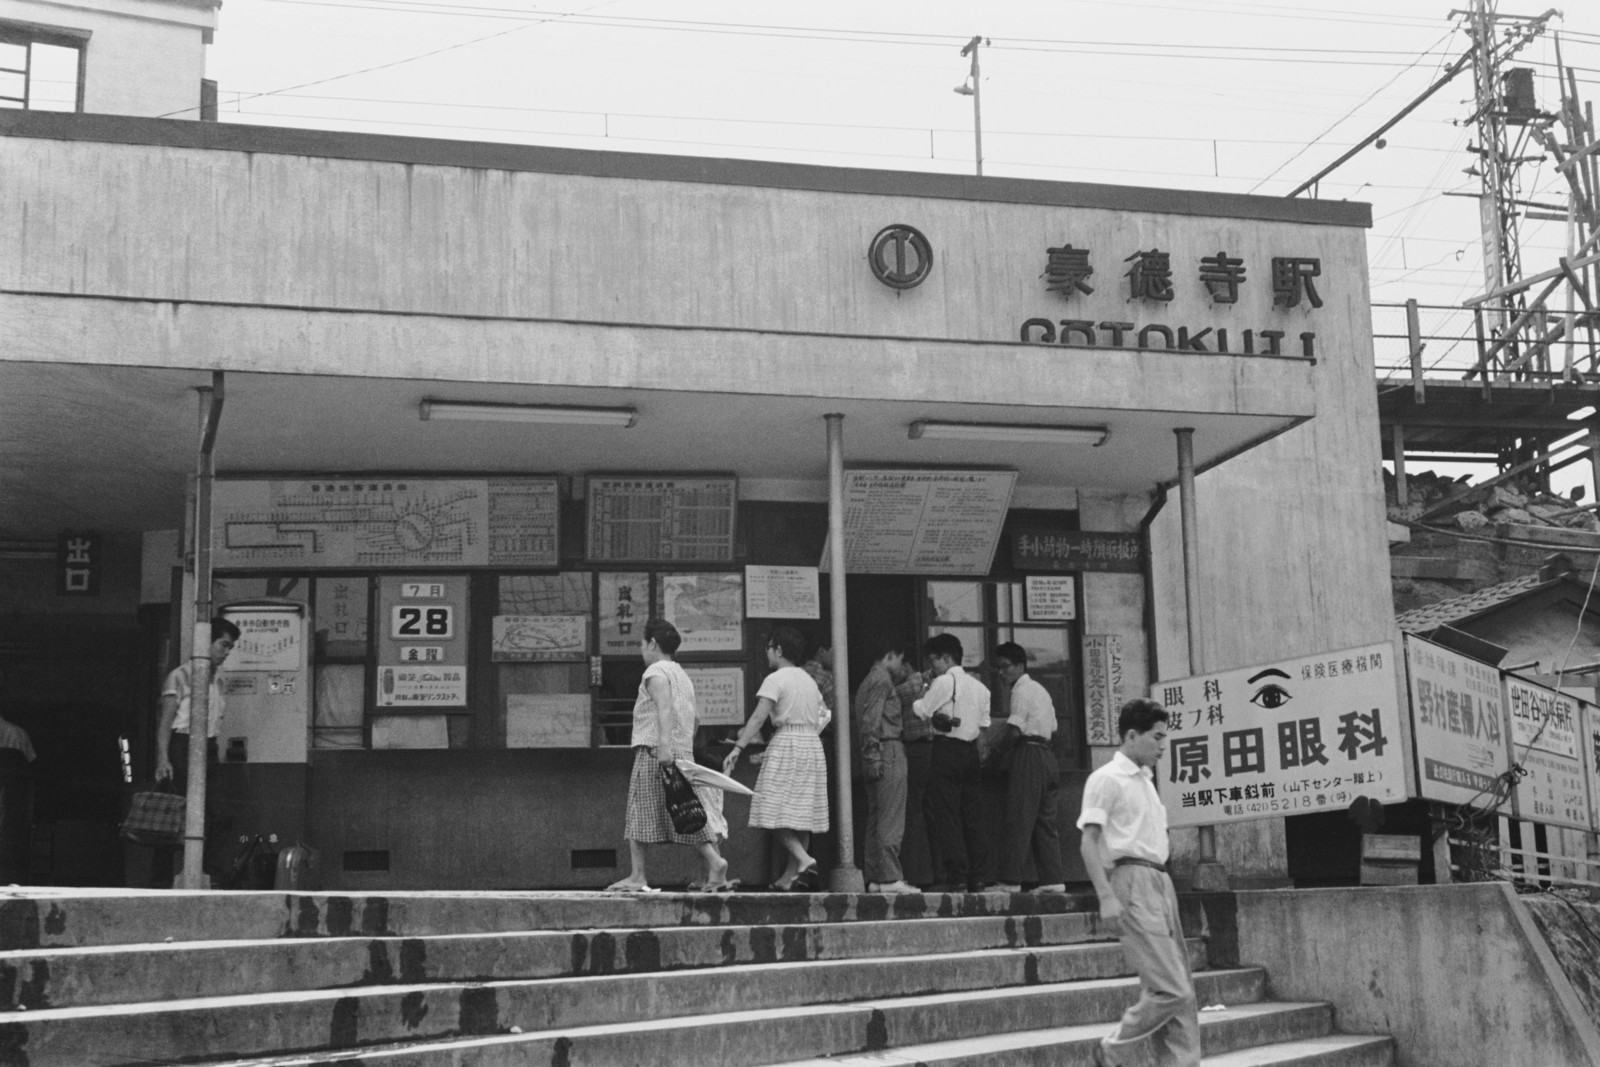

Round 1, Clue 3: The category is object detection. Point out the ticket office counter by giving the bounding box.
[201,501,1094,890]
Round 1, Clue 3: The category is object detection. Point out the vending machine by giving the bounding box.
[218,599,310,763]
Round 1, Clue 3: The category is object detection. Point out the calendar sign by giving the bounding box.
[377,577,469,708]
[391,605,455,639]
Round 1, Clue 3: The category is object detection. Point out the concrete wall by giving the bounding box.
[1235,884,1600,1067]
[1148,224,1392,883]
[0,0,215,117]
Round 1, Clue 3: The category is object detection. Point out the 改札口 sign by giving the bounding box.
[1154,642,1404,828]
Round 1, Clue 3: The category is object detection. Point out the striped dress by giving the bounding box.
[748,666,831,832]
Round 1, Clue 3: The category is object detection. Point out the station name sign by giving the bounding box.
[1019,245,1325,358]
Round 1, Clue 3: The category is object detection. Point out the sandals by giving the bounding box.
[602,880,660,894]
[790,865,820,893]
[702,879,740,893]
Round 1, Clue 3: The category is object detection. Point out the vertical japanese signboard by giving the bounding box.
[376,576,468,708]
[1084,634,1123,746]
[1403,635,1511,807]
[1504,677,1591,830]
[1154,642,1404,827]
[1584,706,1600,833]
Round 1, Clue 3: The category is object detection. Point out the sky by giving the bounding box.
[200,0,1600,487]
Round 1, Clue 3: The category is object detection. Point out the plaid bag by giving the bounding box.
[659,763,707,837]
[121,784,185,846]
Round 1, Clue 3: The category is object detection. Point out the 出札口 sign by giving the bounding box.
[1154,642,1404,828]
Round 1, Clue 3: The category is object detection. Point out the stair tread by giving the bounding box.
[0,912,1110,961]
[768,1003,1345,1065]
[1200,1034,1394,1066]
[199,992,1316,1067]
[2,945,1222,1022]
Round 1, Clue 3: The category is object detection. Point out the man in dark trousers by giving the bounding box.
[988,642,1066,893]
[1078,698,1198,1067]
[911,632,990,893]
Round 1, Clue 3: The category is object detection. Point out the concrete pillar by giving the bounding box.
[824,414,863,893]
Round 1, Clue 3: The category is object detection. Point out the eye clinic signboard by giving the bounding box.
[1154,642,1405,828]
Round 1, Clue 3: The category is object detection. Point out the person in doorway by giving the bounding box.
[608,618,729,893]
[912,632,990,893]
[723,626,831,891]
[989,642,1067,894]
[895,661,939,888]
[854,643,916,894]
[152,615,240,886]
[1078,699,1198,1067]
[802,644,837,721]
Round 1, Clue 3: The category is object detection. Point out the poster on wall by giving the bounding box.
[820,469,1017,576]
[1084,634,1123,746]
[684,667,746,726]
[491,615,588,662]
[1024,576,1076,621]
[585,475,737,562]
[1154,642,1405,828]
[657,572,744,653]
[213,477,560,569]
[376,576,469,707]
[506,694,592,748]
[745,565,820,619]
[1504,677,1591,830]
[597,572,650,655]
[1403,635,1511,807]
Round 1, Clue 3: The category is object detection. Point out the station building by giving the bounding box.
[0,0,1392,890]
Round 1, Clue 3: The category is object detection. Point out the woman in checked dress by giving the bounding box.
[723,626,831,891]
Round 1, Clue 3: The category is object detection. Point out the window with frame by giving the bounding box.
[0,23,85,112]
[924,579,1083,766]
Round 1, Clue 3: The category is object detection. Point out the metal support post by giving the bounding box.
[181,373,225,889]
[824,414,863,893]
[1392,423,1408,508]
[1176,428,1227,891]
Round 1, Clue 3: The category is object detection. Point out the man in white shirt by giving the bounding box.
[1077,698,1198,1067]
[989,642,1065,894]
[912,632,990,892]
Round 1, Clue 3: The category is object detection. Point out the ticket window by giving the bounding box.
[923,580,1083,766]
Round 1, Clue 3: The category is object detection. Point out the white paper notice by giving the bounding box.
[745,566,820,619]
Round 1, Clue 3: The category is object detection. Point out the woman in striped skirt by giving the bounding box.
[607,618,729,893]
[723,626,831,891]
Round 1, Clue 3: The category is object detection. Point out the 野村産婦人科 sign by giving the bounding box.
[1154,642,1404,828]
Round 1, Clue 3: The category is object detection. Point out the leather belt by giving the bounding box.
[1113,857,1168,873]
[1021,737,1053,748]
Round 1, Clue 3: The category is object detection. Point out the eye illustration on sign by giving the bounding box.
[868,224,933,291]
[1247,667,1293,710]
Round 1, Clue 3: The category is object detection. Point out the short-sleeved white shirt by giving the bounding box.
[630,659,697,757]
[163,662,226,738]
[1076,751,1169,864]
[1007,673,1057,739]
[912,665,991,742]
[757,666,826,730]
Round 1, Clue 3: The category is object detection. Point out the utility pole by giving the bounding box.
[954,36,986,176]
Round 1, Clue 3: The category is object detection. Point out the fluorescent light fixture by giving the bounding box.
[1567,406,1596,421]
[420,400,637,428]
[908,420,1108,446]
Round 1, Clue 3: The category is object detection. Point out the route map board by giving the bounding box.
[822,470,1017,575]
[585,476,737,562]
[214,477,560,569]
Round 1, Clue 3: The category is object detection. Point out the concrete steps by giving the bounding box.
[0,888,1393,1067]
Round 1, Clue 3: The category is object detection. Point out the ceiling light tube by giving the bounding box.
[908,420,1108,446]
[420,400,638,428]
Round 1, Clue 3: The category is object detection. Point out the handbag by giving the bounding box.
[659,763,708,836]
[121,782,185,846]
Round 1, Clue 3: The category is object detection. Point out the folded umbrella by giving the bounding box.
[675,759,755,797]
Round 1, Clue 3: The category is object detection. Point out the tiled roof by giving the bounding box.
[1395,573,1553,633]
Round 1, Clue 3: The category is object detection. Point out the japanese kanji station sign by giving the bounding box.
[1010,529,1142,574]
[1154,642,1405,828]
[1021,242,1326,357]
